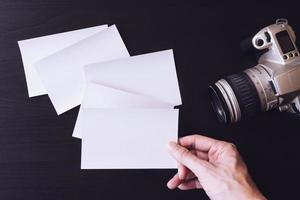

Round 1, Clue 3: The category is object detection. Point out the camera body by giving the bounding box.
[209,19,300,124]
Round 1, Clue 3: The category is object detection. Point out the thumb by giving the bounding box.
[168,141,211,177]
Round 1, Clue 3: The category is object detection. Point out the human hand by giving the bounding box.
[167,135,266,200]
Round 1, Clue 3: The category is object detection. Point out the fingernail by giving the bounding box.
[166,180,172,189]
[166,180,171,188]
[166,180,175,190]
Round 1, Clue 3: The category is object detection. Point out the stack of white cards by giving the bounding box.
[18,24,182,169]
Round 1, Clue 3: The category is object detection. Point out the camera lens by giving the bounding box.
[209,85,230,124]
[209,72,261,124]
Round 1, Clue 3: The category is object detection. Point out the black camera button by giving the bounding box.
[289,53,294,57]
[255,39,264,47]
[264,32,271,42]
[283,55,288,60]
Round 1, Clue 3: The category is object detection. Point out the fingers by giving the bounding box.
[191,149,209,161]
[168,141,211,175]
[167,173,182,189]
[178,178,202,190]
[167,172,197,190]
[179,134,219,152]
[177,150,208,180]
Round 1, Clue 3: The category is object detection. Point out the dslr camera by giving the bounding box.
[209,19,300,124]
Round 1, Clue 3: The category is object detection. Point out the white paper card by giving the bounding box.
[73,83,174,138]
[35,25,130,115]
[85,49,182,106]
[18,25,108,97]
[81,108,178,169]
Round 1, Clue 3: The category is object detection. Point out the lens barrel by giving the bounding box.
[209,72,261,124]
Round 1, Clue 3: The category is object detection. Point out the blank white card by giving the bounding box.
[81,108,178,169]
[73,83,174,139]
[18,24,108,97]
[35,25,130,115]
[85,49,182,106]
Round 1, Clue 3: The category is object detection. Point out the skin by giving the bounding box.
[167,134,267,200]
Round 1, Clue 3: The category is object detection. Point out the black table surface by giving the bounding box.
[1,1,300,199]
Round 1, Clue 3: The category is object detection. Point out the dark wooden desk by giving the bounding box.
[0,1,299,199]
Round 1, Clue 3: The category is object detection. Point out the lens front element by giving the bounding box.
[209,85,229,124]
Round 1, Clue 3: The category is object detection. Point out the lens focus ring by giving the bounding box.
[225,72,261,119]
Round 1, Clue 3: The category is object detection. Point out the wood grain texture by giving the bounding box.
[0,0,299,199]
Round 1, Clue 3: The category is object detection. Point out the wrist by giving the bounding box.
[231,176,266,200]
[243,188,266,200]
[210,179,266,200]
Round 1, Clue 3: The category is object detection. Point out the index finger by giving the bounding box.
[179,134,219,152]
